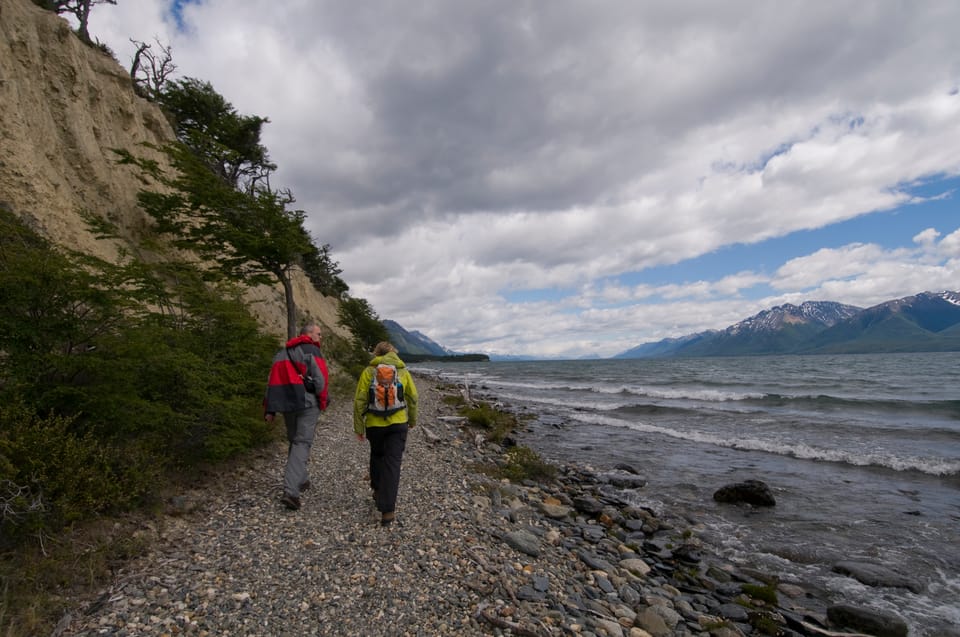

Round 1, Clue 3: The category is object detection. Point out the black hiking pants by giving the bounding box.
[366,422,408,514]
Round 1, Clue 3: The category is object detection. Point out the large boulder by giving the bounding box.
[713,479,776,506]
[832,561,923,594]
[827,604,908,637]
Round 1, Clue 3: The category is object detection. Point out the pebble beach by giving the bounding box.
[55,374,920,637]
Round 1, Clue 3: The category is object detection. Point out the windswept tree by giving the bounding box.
[337,296,389,352]
[123,143,320,339]
[303,241,348,298]
[130,37,176,100]
[36,0,117,45]
[119,79,347,338]
[158,77,275,192]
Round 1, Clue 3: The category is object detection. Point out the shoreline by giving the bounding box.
[427,373,939,637]
[57,373,916,637]
[417,373,920,637]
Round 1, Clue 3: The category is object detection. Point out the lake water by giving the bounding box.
[415,353,960,636]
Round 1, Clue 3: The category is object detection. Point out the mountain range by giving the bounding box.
[389,290,960,359]
[615,290,960,358]
[382,320,457,357]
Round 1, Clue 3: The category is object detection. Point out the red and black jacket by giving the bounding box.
[263,335,329,414]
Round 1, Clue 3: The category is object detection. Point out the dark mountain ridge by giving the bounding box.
[382,319,453,356]
[383,319,490,361]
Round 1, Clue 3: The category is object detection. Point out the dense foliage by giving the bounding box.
[118,78,349,338]
[158,77,274,192]
[336,296,390,374]
[0,207,277,547]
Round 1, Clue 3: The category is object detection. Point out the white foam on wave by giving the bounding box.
[820,569,960,635]
[488,379,595,392]
[924,566,960,629]
[485,379,765,402]
[571,412,960,476]
[496,391,627,411]
[630,386,766,402]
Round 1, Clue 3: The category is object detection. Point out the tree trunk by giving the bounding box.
[281,273,297,340]
[77,0,92,44]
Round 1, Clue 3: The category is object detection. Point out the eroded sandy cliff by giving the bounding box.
[0,0,346,340]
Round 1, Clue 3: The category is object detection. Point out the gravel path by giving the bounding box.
[58,376,509,636]
[55,375,911,637]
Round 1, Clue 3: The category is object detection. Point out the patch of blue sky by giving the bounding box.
[501,174,959,306]
[167,0,198,31]
[501,287,574,304]
[613,174,959,297]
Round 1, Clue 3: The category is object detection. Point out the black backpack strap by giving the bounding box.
[285,346,307,379]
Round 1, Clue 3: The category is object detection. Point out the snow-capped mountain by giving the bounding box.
[724,301,861,336]
[615,291,960,358]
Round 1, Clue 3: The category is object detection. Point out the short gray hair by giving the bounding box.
[300,323,322,336]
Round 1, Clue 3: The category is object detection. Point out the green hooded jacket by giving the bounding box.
[353,351,418,435]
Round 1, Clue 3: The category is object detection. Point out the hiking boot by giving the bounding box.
[299,480,311,492]
[380,511,396,527]
[280,494,301,510]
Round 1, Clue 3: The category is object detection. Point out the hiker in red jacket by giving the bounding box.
[264,323,329,510]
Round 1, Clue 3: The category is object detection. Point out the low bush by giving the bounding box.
[459,401,517,443]
[0,402,164,549]
[478,445,556,483]
[741,582,779,605]
[0,209,276,542]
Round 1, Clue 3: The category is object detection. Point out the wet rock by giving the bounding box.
[832,561,923,594]
[827,603,908,637]
[604,472,648,489]
[573,495,605,515]
[713,479,776,507]
[717,603,750,621]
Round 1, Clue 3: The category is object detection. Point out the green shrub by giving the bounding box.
[748,611,784,635]
[741,582,779,605]
[0,210,277,537]
[0,402,153,547]
[460,401,518,443]
[442,394,466,408]
[497,446,557,483]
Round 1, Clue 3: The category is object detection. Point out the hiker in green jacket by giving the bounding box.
[353,341,418,527]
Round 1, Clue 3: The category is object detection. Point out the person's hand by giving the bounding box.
[264,413,275,423]
[356,434,365,441]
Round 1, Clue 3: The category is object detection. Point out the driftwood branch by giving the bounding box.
[476,609,551,637]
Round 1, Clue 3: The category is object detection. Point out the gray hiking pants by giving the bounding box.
[283,407,320,497]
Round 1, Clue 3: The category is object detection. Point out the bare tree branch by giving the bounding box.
[129,37,176,100]
[44,1,118,45]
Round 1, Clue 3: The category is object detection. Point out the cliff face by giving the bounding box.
[0,0,347,341]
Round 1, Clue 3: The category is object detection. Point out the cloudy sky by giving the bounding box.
[88,1,960,358]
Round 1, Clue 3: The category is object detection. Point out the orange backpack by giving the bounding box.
[366,363,407,416]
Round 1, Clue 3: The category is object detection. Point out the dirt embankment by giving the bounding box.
[0,0,346,341]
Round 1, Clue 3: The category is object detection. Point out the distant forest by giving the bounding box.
[399,353,490,363]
